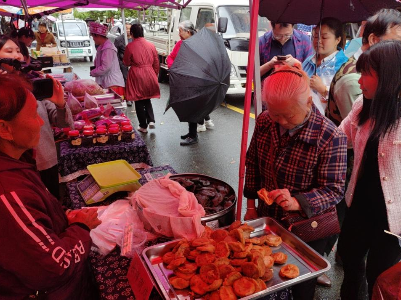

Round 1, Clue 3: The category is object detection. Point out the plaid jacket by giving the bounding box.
[244,106,347,220]
[259,29,313,66]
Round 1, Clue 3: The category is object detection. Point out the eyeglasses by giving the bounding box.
[273,34,292,40]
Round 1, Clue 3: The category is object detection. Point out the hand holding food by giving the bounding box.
[269,189,301,211]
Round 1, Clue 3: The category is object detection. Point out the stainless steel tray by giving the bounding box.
[142,217,330,299]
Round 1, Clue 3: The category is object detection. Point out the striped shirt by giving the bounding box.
[244,106,347,220]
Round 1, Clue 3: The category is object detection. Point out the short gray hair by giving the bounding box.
[178,20,196,35]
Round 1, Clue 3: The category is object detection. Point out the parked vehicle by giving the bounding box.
[52,19,93,62]
[144,0,270,94]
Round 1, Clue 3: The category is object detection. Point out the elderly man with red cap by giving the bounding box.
[89,22,125,97]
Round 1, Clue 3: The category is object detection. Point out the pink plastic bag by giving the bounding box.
[84,92,99,109]
[66,92,83,115]
[131,174,205,240]
[65,79,104,97]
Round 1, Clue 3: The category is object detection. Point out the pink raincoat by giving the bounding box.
[123,37,160,101]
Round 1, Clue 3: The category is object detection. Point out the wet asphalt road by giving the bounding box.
[65,58,359,300]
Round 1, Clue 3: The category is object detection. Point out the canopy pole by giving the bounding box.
[122,9,128,45]
[253,25,262,117]
[236,0,260,221]
[19,0,29,23]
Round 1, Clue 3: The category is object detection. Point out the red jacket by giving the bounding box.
[167,40,182,69]
[123,37,160,101]
[0,151,94,300]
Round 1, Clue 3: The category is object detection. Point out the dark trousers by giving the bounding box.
[291,237,330,300]
[39,164,60,200]
[134,99,155,129]
[198,115,211,125]
[338,210,401,300]
[188,122,197,138]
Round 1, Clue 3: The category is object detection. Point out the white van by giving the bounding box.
[52,20,93,62]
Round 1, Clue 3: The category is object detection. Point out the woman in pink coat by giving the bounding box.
[124,24,160,133]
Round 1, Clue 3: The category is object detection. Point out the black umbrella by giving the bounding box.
[166,28,231,123]
[259,0,401,24]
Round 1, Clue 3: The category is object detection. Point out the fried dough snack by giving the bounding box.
[230,228,245,244]
[192,238,211,248]
[279,264,300,279]
[218,264,236,280]
[169,276,190,289]
[162,251,175,265]
[241,262,260,279]
[190,275,209,296]
[219,286,237,300]
[263,255,275,268]
[232,277,256,297]
[177,262,198,274]
[174,269,196,280]
[205,290,221,300]
[272,252,288,264]
[230,258,246,267]
[229,220,242,231]
[211,229,229,242]
[257,188,273,205]
[214,257,230,266]
[187,249,201,261]
[228,242,245,252]
[252,255,266,277]
[166,257,187,270]
[255,278,267,292]
[197,244,216,253]
[200,264,220,284]
[196,253,216,266]
[223,271,242,286]
[265,234,282,247]
[261,268,274,282]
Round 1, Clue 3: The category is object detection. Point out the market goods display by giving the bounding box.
[64,79,104,97]
[171,176,236,215]
[162,222,299,298]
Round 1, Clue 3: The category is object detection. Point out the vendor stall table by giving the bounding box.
[58,130,153,182]
[66,165,291,300]
[66,165,177,300]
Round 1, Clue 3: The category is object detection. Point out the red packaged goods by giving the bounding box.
[64,79,104,97]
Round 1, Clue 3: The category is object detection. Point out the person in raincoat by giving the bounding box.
[124,24,160,133]
[89,22,125,97]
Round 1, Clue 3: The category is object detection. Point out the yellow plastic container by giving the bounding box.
[87,160,141,188]
[81,160,142,205]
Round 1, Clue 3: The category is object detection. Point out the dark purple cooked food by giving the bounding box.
[171,176,235,215]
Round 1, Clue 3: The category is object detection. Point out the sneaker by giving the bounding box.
[197,124,207,132]
[180,136,198,146]
[148,122,155,129]
[205,119,214,128]
[137,126,148,133]
[181,133,190,140]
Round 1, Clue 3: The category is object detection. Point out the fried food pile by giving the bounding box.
[162,221,300,299]
[171,176,235,215]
